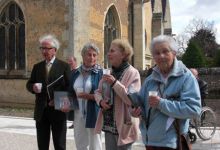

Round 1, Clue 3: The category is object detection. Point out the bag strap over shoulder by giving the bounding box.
[174,119,183,150]
[174,119,192,150]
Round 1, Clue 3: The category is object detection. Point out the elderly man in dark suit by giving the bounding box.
[26,34,71,150]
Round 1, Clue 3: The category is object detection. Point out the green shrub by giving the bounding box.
[182,40,206,68]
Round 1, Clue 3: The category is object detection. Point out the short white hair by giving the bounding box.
[39,34,60,50]
[150,35,178,54]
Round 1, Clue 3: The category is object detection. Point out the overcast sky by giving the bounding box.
[169,0,220,43]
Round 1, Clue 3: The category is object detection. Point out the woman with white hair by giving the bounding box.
[26,34,71,150]
[69,43,103,150]
[133,35,201,150]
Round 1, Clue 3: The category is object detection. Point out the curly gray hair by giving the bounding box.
[81,42,100,56]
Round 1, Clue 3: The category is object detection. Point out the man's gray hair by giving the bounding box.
[81,42,100,56]
[39,34,60,50]
[150,35,178,54]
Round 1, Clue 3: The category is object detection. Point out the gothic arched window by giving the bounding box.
[104,6,120,68]
[0,2,25,77]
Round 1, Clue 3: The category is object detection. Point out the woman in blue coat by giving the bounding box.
[134,35,201,150]
[69,43,103,150]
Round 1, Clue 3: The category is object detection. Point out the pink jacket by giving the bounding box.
[95,65,141,146]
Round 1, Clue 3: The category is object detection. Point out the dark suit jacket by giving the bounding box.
[26,58,71,121]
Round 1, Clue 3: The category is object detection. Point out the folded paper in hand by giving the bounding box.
[54,91,77,110]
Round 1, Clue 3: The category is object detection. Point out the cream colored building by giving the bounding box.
[0,0,171,107]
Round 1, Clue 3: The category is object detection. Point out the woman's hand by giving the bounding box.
[131,107,142,117]
[100,100,111,110]
[102,74,115,85]
[149,95,160,108]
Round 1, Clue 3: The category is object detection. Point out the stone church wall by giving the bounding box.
[23,0,68,69]
[0,79,33,108]
[0,0,132,108]
[0,0,69,108]
[198,68,220,99]
[0,0,154,109]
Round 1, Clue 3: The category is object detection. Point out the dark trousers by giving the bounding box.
[36,108,67,150]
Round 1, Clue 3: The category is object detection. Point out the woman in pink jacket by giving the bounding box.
[95,39,141,150]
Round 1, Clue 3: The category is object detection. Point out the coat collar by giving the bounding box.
[152,58,187,82]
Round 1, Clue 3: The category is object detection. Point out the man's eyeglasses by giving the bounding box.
[39,47,55,51]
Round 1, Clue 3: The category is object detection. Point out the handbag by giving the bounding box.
[174,119,192,150]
